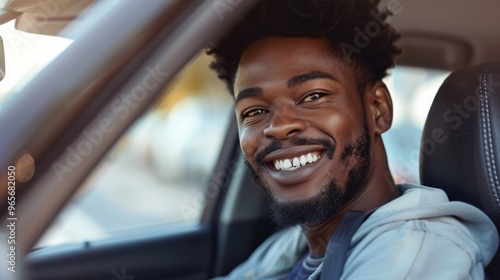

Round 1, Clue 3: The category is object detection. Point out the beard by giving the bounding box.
[245,124,371,230]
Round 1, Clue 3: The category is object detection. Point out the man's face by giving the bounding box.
[234,36,372,228]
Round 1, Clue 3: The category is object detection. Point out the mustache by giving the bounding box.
[255,137,336,166]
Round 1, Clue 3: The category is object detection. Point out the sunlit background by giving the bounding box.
[0,21,72,106]
[0,20,449,248]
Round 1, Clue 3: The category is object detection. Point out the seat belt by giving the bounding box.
[320,210,373,280]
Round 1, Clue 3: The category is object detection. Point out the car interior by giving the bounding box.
[0,0,498,280]
[421,61,500,278]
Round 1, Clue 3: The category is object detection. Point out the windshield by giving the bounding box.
[0,20,72,110]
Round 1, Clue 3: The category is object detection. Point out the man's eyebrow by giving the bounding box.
[234,72,335,105]
[235,87,263,106]
[287,71,338,88]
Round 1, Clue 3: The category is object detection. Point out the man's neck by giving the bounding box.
[302,168,399,257]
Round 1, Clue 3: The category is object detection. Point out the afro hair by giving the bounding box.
[207,0,401,94]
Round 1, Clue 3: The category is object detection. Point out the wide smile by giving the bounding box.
[272,151,322,171]
[261,145,328,185]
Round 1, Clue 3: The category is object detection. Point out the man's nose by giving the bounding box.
[263,107,307,140]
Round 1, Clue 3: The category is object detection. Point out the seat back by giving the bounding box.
[420,61,500,278]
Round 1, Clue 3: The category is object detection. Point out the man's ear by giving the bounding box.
[365,81,393,134]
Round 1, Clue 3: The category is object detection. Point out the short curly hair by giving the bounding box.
[207,0,401,95]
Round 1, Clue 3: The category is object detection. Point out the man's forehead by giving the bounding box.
[238,36,333,68]
[234,36,350,93]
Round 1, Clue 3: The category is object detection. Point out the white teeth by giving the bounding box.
[306,153,313,163]
[273,152,321,171]
[300,155,307,166]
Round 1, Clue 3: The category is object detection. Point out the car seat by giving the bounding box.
[420,61,500,279]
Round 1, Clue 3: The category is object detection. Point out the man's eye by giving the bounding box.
[243,108,267,119]
[302,92,326,103]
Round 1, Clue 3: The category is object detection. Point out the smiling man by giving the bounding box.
[208,0,498,279]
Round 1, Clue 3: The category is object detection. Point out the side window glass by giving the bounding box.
[37,54,232,248]
[383,66,450,183]
[0,21,73,107]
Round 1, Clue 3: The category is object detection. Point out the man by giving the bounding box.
[208,0,498,279]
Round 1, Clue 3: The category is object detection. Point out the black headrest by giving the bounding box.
[420,61,500,278]
[420,61,500,225]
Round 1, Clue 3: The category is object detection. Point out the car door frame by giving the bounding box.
[0,0,261,279]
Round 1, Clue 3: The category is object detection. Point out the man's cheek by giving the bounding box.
[239,131,258,161]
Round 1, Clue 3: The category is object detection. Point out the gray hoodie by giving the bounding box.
[214,183,499,279]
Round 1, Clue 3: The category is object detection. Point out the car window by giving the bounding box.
[383,66,450,183]
[0,20,72,109]
[1,13,448,247]
[35,54,232,248]
[34,63,447,248]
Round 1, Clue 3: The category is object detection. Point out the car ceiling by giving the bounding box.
[0,0,498,69]
[389,0,500,69]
